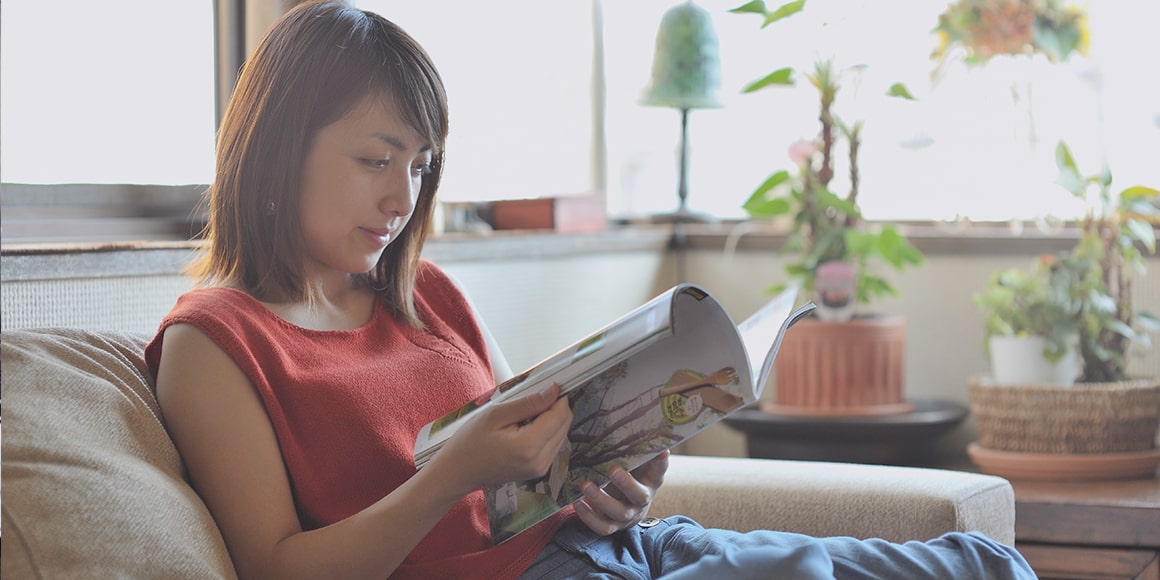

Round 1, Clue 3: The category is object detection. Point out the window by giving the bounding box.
[602,0,1160,222]
[4,0,1155,244]
[0,1,215,185]
[355,0,598,204]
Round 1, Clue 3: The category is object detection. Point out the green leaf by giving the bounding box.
[763,281,790,296]
[886,83,916,100]
[1054,141,1084,196]
[743,170,789,202]
[728,0,767,15]
[876,227,924,268]
[1125,219,1156,254]
[1122,185,1160,201]
[1086,289,1117,314]
[1136,311,1160,333]
[815,187,859,217]
[1098,165,1113,188]
[1106,318,1137,340]
[745,197,792,218]
[741,67,794,93]
[1127,199,1159,217]
[762,0,806,28]
[859,275,896,301]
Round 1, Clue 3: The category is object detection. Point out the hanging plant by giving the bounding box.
[932,0,1089,68]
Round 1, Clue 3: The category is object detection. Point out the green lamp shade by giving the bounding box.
[642,1,724,110]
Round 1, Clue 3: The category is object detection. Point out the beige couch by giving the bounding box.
[0,327,1017,579]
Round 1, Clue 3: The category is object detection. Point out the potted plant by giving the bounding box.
[972,253,1083,386]
[967,141,1160,479]
[1054,141,1160,382]
[731,1,924,416]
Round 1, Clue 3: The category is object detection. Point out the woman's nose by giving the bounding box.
[380,170,417,217]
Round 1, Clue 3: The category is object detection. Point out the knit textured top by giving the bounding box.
[146,261,570,579]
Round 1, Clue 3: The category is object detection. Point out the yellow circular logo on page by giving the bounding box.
[661,392,704,425]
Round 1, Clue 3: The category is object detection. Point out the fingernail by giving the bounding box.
[611,468,629,485]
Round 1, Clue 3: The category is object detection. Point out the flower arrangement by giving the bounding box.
[933,0,1089,67]
[732,2,923,314]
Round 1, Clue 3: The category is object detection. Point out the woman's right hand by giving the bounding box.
[428,384,573,496]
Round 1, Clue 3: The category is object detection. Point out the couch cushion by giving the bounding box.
[1,328,236,579]
[653,454,1016,545]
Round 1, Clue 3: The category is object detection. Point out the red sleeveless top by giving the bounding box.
[145,261,570,579]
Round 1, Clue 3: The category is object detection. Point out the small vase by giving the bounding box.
[988,335,1078,387]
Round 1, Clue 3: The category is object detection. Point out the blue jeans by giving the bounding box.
[520,516,1036,579]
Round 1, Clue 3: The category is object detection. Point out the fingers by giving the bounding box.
[576,463,657,536]
[631,450,670,490]
[493,383,561,426]
[433,385,573,491]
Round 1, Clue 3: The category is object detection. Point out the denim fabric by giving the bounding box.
[520,516,1037,580]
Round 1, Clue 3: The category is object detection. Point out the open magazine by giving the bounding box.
[413,284,816,544]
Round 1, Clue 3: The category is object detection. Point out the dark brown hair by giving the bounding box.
[189,0,448,327]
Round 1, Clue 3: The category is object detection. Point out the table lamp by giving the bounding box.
[641,0,724,223]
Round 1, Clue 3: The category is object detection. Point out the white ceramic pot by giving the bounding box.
[988,335,1079,387]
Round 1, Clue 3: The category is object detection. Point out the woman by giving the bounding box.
[147,2,1035,578]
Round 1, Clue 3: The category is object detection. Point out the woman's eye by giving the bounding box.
[412,163,432,177]
[362,158,389,169]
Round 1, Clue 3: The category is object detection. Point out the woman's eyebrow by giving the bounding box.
[374,133,432,153]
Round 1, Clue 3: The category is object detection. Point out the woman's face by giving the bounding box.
[297,95,432,281]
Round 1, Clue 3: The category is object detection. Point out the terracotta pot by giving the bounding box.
[764,316,911,416]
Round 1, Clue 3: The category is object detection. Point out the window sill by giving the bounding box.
[1,221,1086,281]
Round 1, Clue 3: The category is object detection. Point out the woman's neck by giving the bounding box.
[260,275,379,332]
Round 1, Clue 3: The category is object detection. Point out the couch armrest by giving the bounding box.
[652,454,1015,545]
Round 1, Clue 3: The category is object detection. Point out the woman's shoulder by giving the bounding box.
[146,287,270,377]
[168,285,263,317]
[414,260,471,306]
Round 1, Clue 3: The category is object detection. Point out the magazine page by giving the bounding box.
[413,286,678,469]
[738,288,816,395]
[485,286,759,544]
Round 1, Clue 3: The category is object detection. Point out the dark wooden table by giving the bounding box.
[722,398,968,467]
[1011,475,1160,579]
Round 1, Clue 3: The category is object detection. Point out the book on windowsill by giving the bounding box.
[412,284,816,544]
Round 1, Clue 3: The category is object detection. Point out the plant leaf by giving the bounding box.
[762,0,806,28]
[742,67,794,93]
[728,0,767,15]
[1136,311,1160,333]
[876,227,924,268]
[1106,318,1137,340]
[745,197,792,217]
[1122,185,1160,201]
[1125,219,1156,254]
[886,82,916,100]
[815,187,859,217]
[743,170,789,202]
[1054,141,1084,196]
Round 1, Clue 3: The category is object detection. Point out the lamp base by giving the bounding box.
[648,207,717,224]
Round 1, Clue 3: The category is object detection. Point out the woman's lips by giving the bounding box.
[361,227,391,246]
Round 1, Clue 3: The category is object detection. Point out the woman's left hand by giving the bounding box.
[575,450,670,535]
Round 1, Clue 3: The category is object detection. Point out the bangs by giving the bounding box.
[339,11,448,155]
[303,5,447,154]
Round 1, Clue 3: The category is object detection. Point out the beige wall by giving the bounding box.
[438,252,670,373]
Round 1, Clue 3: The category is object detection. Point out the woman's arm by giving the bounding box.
[449,274,669,538]
[155,323,571,580]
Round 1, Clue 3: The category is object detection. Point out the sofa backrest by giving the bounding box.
[1,328,237,579]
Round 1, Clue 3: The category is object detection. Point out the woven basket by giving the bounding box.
[968,377,1160,454]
